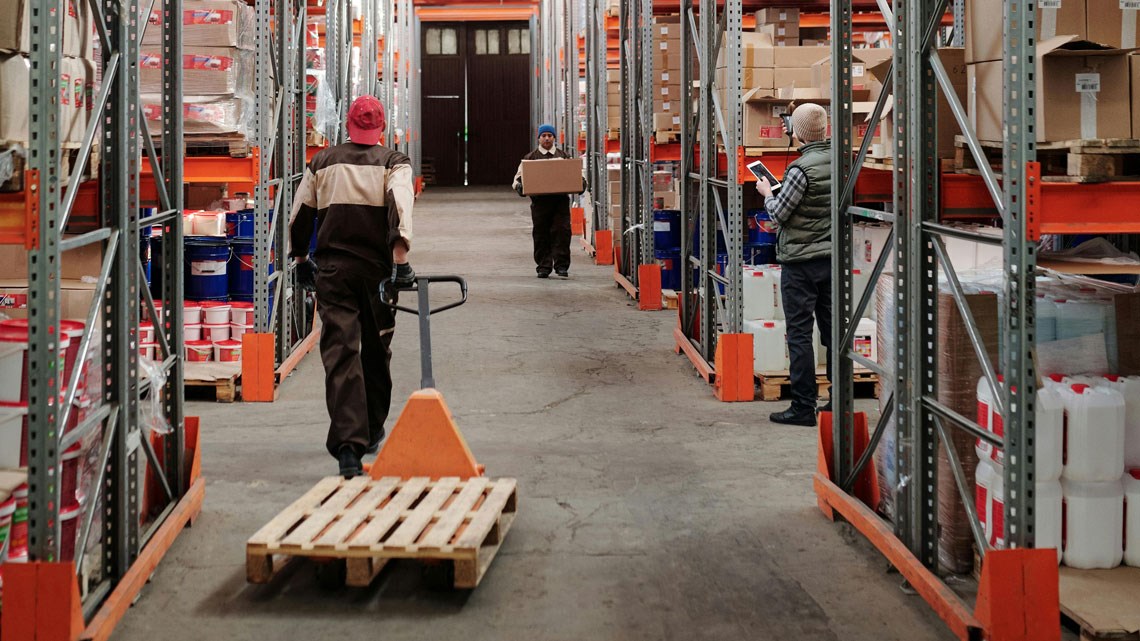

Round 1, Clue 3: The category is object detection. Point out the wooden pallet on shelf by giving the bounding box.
[662,289,679,310]
[954,135,1140,184]
[182,134,253,158]
[246,476,518,589]
[184,362,241,402]
[606,129,620,141]
[1059,566,1140,641]
[654,130,679,144]
[755,365,879,403]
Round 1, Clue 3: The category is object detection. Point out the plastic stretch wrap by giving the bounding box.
[143,0,255,50]
[141,94,252,137]
[140,47,253,96]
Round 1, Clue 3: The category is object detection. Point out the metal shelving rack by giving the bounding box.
[822,0,1074,636]
[675,0,745,384]
[379,0,420,171]
[616,0,654,295]
[583,0,612,252]
[6,0,202,630]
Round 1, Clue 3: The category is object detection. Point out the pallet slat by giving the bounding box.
[280,476,371,549]
[348,476,431,548]
[419,477,489,550]
[385,477,460,549]
[247,477,342,546]
[311,477,400,549]
[455,479,517,549]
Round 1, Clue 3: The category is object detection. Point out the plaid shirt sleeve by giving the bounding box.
[763,166,809,227]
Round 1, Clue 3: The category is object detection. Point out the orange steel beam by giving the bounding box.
[674,326,714,383]
[615,270,638,300]
[415,3,536,18]
[276,319,320,383]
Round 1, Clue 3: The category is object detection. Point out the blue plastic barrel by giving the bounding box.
[140,228,152,287]
[185,237,230,301]
[226,209,256,238]
[715,253,729,295]
[655,250,683,291]
[228,238,275,299]
[746,209,777,245]
[692,222,728,258]
[652,210,682,252]
[744,243,777,266]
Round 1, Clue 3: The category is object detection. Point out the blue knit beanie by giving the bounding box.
[538,124,557,138]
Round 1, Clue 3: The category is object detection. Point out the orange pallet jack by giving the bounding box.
[246,276,518,590]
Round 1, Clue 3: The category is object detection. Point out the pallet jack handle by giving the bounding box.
[379,275,468,390]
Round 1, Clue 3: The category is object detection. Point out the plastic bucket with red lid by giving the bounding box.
[200,301,231,325]
[183,301,203,325]
[59,320,86,393]
[59,499,85,561]
[10,483,27,553]
[229,301,254,325]
[213,339,242,363]
[0,320,69,394]
[186,340,213,362]
[61,443,83,507]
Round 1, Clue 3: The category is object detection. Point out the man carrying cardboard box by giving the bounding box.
[513,124,584,279]
[754,103,833,426]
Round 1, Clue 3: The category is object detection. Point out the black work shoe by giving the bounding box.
[555,269,569,278]
[770,407,818,426]
[818,400,832,414]
[537,270,551,279]
[338,445,362,479]
[365,430,385,456]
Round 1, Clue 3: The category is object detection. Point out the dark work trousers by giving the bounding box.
[780,257,833,412]
[530,195,572,273]
[315,255,396,458]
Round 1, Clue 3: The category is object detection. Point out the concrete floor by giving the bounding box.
[114,187,955,641]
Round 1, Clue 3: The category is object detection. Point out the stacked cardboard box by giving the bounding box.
[865,48,967,159]
[0,0,97,186]
[141,0,255,138]
[754,8,800,47]
[652,17,683,139]
[606,69,621,132]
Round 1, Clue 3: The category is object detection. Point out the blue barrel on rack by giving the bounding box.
[150,228,163,300]
[652,210,682,251]
[744,243,778,266]
[744,209,778,266]
[691,221,728,258]
[226,209,256,238]
[140,227,153,287]
[185,237,230,301]
[228,238,275,300]
[654,250,683,291]
[715,253,729,295]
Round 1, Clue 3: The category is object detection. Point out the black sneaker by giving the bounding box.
[555,269,569,278]
[537,270,551,279]
[338,445,362,479]
[769,406,818,426]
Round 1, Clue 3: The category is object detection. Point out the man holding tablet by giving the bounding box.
[754,103,832,426]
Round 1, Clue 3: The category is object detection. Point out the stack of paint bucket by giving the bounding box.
[652,210,683,291]
[744,209,777,266]
[0,318,89,562]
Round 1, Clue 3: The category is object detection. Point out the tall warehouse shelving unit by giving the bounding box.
[818,0,1140,637]
[0,0,204,634]
[582,0,616,263]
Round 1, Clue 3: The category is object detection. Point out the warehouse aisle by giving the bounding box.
[114,187,952,641]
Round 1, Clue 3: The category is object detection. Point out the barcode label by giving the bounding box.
[660,72,670,81]
[853,64,865,78]
[770,105,787,117]
[1076,73,1101,93]
[1040,0,1062,8]
[1122,0,1140,9]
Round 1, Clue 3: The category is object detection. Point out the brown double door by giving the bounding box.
[421,22,532,186]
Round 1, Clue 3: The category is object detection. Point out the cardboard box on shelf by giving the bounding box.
[773,67,815,91]
[1132,54,1140,137]
[653,191,679,209]
[966,0,1085,63]
[654,112,681,131]
[656,84,682,102]
[143,0,255,49]
[968,37,1132,142]
[868,47,966,157]
[742,89,793,148]
[772,46,830,69]
[758,23,800,44]
[717,32,775,68]
[141,47,253,96]
[0,278,98,321]
[0,237,103,281]
[186,182,229,209]
[521,158,582,196]
[609,180,621,206]
[606,70,621,83]
[654,23,683,41]
[755,8,799,24]
[1087,0,1140,49]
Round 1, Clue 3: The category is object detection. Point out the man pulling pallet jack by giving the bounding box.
[289,95,417,478]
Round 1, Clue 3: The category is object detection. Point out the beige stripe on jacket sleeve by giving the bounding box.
[387,163,415,248]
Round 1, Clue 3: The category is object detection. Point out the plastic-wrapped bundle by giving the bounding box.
[141,94,252,136]
[142,0,255,50]
[140,47,253,96]
[872,275,898,520]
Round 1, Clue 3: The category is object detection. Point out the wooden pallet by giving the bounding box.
[1059,566,1140,641]
[246,476,518,589]
[954,135,1140,183]
[182,134,252,158]
[185,362,240,402]
[606,129,620,141]
[662,289,679,310]
[755,366,879,402]
[654,130,679,144]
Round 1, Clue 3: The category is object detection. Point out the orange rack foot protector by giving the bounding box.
[713,333,754,402]
[637,264,662,311]
[594,230,614,266]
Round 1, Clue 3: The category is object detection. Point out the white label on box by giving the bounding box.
[853,63,865,78]
[661,72,670,82]
[779,11,788,20]
[1123,0,1140,8]
[660,42,668,50]
[1040,0,1062,7]
[771,105,788,117]
[672,116,681,125]
[661,101,672,110]
[1075,73,1101,93]
[653,221,671,232]
[778,27,787,36]
[661,87,669,95]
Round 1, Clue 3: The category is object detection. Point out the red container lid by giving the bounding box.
[1129,468,1140,480]
[0,325,29,342]
[1048,373,1066,382]
[59,320,85,337]
[200,301,230,309]
[215,339,242,348]
[1105,374,1121,382]
[1071,383,1090,394]
[186,340,213,348]
[230,301,253,310]
[763,322,775,328]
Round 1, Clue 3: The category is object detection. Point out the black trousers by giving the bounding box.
[530,195,572,273]
[315,255,395,458]
[780,257,833,412]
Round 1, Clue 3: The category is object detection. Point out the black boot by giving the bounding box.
[818,399,832,414]
[537,269,551,279]
[365,429,385,456]
[338,445,362,479]
[770,406,818,426]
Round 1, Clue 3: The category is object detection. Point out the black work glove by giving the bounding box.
[580,177,589,194]
[295,257,318,291]
[514,182,525,197]
[392,262,416,288]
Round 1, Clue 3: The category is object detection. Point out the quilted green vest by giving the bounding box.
[777,140,832,263]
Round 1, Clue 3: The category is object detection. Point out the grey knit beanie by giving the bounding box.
[791,103,828,142]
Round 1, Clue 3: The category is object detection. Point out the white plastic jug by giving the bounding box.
[1037,479,1063,564]
[1062,477,1124,569]
[1098,375,1140,471]
[1125,469,1140,567]
[1061,384,1126,483]
[975,379,1063,481]
[851,269,875,320]
[745,320,788,371]
[743,267,781,321]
